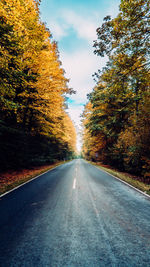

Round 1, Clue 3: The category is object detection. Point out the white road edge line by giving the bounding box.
[0,163,64,198]
[73,178,76,189]
[91,162,150,199]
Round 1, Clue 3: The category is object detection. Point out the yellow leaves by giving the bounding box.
[81,100,107,160]
[62,112,77,151]
[0,0,77,158]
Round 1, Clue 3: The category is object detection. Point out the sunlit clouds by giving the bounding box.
[40,0,120,150]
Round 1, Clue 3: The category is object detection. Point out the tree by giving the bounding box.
[0,0,76,170]
[82,0,150,178]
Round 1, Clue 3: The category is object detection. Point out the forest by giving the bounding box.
[82,0,150,181]
[0,0,149,184]
[0,0,76,171]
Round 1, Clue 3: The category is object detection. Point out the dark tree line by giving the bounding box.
[0,0,76,171]
[82,0,150,181]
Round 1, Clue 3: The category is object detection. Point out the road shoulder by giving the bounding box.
[0,161,67,197]
[88,161,150,198]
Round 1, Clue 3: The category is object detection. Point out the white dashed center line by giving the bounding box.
[73,178,76,189]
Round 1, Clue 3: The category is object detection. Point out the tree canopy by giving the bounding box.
[82,0,150,180]
[0,0,76,170]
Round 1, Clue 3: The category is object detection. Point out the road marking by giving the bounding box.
[89,161,150,199]
[73,178,76,189]
[0,163,63,198]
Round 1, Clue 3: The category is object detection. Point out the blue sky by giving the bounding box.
[40,0,121,150]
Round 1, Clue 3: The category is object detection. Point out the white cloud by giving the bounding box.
[47,9,98,43]
[40,2,120,151]
[61,10,97,43]
[49,21,67,40]
[60,48,108,151]
[47,9,111,151]
[67,105,83,126]
[61,49,107,103]
[47,5,119,42]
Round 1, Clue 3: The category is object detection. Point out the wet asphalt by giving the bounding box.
[0,159,150,267]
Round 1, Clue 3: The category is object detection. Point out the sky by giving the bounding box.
[39,0,121,151]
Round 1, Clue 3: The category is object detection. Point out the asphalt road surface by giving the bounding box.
[0,159,150,267]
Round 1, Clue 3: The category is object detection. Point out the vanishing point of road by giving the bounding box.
[0,159,150,266]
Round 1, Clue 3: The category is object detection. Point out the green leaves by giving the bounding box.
[82,0,150,178]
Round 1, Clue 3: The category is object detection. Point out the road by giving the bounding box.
[0,159,150,266]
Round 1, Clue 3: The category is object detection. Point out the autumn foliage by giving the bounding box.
[0,0,76,170]
[82,0,150,181]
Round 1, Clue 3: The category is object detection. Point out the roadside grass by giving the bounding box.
[0,161,66,196]
[90,162,150,196]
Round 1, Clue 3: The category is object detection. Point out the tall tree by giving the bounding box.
[0,0,76,170]
[82,0,150,178]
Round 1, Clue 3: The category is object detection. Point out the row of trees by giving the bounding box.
[82,0,150,180]
[0,0,76,170]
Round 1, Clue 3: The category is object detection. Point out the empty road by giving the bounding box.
[0,159,150,266]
